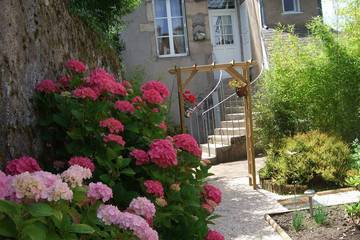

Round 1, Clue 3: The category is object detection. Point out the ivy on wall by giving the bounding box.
[68,0,142,53]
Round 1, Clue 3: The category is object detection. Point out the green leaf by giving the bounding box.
[53,114,67,128]
[0,200,21,220]
[71,109,83,121]
[116,157,131,169]
[72,186,87,203]
[27,203,54,217]
[67,129,83,140]
[22,222,47,240]
[120,168,136,176]
[0,217,16,238]
[68,224,95,234]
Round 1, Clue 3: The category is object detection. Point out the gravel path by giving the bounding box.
[208,158,286,240]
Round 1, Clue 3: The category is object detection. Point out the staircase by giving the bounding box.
[200,90,248,163]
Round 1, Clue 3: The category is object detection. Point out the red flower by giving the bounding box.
[103,134,126,146]
[58,75,71,88]
[205,230,224,240]
[173,134,202,158]
[114,100,135,114]
[68,156,95,172]
[142,89,165,105]
[183,90,196,104]
[5,156,42,175]
[73,87,98,101]
[36,80,59,93]
[100,118,124,134]
[141,81,169,98]
[130,149,150,166]
[144,180,164,197]
[203,184,222,204]
[148,139,177,168]
[64,59,87,73]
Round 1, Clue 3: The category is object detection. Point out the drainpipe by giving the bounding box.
[255,0,269,69]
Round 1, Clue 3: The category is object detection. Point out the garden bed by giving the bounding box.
[260,177,308,195]
[266,205,360,240]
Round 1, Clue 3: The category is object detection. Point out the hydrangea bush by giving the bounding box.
[34,60,224,239]
[0,157,157,240]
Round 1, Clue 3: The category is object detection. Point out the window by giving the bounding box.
[208,0,235,10]
[282,0,301,13]
[154,0,188,57]
[213,15,234,46]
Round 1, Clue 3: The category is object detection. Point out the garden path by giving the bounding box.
[209,157,286,240]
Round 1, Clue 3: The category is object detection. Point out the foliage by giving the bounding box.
[260,131,351,186]
[313,206,327,225]
[345,201,360,228]
[34,60,223,240]
[67,0,142,53]
[255,17,360,148]
[0,159,149,240]
[292,212,304,232]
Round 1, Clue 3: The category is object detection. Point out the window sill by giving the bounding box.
[157,53,189,58]
[282,11,303,15]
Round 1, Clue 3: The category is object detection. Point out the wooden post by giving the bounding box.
[175,68,186,133]
[243,64,257,189]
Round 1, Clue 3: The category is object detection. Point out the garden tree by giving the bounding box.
[34,60,224,240]
[255,15,360,147]
[68,0,142,53]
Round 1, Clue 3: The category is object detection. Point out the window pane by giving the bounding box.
[222,15,232,25]
[174,36,186,54]
[155,0,167,17]
[284,0,295,12]
[172,18,184,35]
[157,37,171,55]
[223,35,234,44]
[208,0,235,9]
[156,19,169,36]
[223,25,233,35]
[170,0,183,17]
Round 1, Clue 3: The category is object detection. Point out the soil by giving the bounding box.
[271,205,360,240]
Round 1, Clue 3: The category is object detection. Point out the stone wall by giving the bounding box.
[0,0,121,163]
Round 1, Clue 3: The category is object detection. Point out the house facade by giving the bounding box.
[261,0,322,29]
[121,0,264,122]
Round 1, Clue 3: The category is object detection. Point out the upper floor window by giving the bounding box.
[282,0,301,13]
[154,0,188,57]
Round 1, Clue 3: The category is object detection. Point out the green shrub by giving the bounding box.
[261,131,351,186]
[314,206,327,225]
[292,212,304,232]
[255,17,360,147]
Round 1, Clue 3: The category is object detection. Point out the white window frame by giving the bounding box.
[153,0,189,58]
[282,0,302,14]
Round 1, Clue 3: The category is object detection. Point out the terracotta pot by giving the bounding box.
[236,86,247,97]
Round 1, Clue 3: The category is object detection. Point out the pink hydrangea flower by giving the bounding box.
[159,122,167,130]
[152,108,160,113]
[142,89,164,105]
[122,80,132,89]
[0,171,11,200]
[12,172,45,201]
[205,230,225,240]
[141,81,170,99]
[110,82,127,96]
[148,139,177,168]
[202,203,214,214]
[203,184,222,204]
[128,197,156,222]
[61,165,92,188]
[58,75,71,88]
[68,156,95,172]
[103,134,126,146]
[65,59,87,73]
[117,212,159,240]
[87,182,113,202]
[114,100,135,114]
[73,87,98,101]
[130,149,150,166]
[5,156,42,176]
[173,134,202,158]
[36,80,59,93]
[144,180,164,197]
[132,96,143,104]
[87,68,126,96]
[48,181,73,201]
[97,204,122,225]
[99,118,124,134]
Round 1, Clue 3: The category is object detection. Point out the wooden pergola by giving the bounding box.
[169,60,257,189]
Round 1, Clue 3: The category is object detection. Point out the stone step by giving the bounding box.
[221,119,245,128]
[201,143,229,156]
[225,106,244,114]
[208,134,241,145]
[225,113,245,121]
[214,127,246,135]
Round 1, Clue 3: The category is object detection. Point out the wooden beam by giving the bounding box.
[225,66,246,85]
[175,68,186,133]
[183,67,198,88]
[242,65,257,189]
[168,60,256,75]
